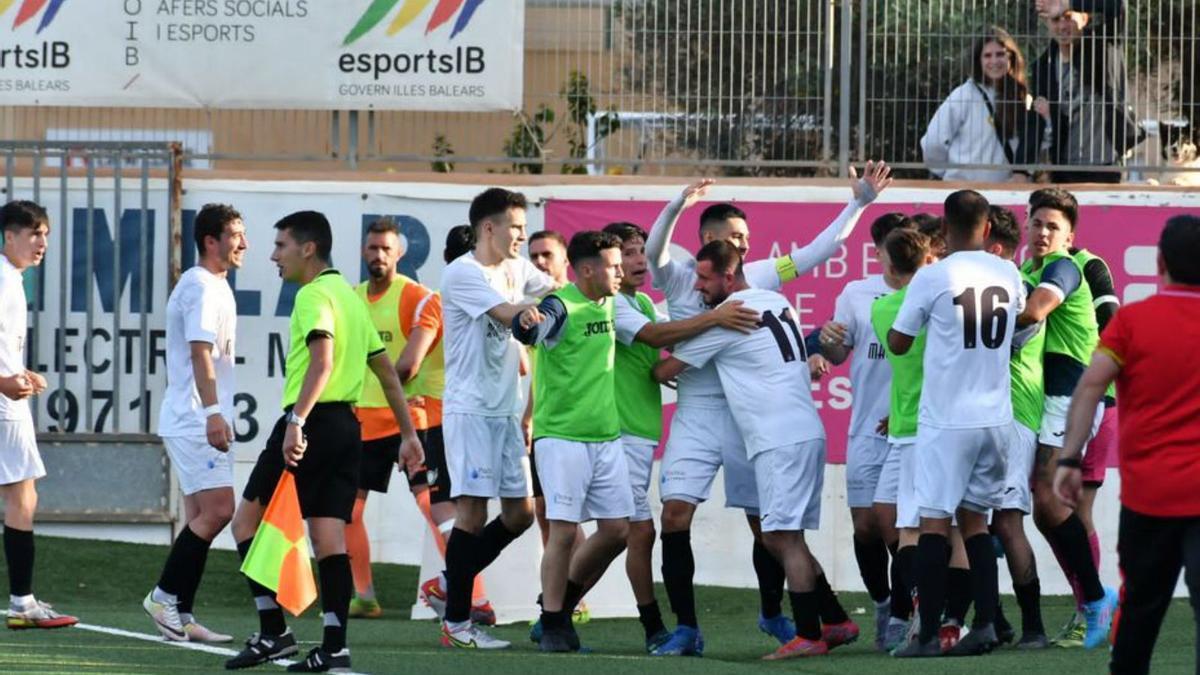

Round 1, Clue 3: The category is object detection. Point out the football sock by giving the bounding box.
[442,528,479,623]
[660,530,698,628]
[890,545,915,619]
[562,579,585,614]
[346,498,374,599]
[637,601,667,640]
[814,573,850,624]
[751,540,785,618]
[789,590,822,641]
[237,538,287,635]
[474,517,520,574]
[157,525,209,607]
[964,534,999,628]
[945,567,972,626]
[916,534,949,644]
[1049,514,1104,603]
[318,554,351,653]
[4,526,34,598]
[854,535,891,603]
[1014,578,1046,635]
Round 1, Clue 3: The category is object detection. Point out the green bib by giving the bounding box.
[871,288,924,441]
[1011,267,1046,432]
[532,284,620,442]
[1071,249,1117,401]
[1023,251,1097,367]
[614,292,663,441]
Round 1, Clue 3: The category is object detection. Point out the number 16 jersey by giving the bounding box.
[892,250,1025,430]
[673,288,825,458]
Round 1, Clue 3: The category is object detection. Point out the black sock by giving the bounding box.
[964,534,999,628]
[814,573,849,624]
[751,540,785,619]
[853,536,891,603]
[475,517,520,573]
[637,601,666,640]
[890,546,915,620]
[1014,578,1046,636]
[660,531,698,628]
[317,554,351,653]
[994,599,1012,637]
[945,567,972,626]
[3,526,34,597]
[178,540,209,616]
[916,534,949,643]
[541,608,569,631]
[157,526,210,603]
[1048,514,1104,602]
[788,590,822,640]
[443,528,479,623]
[562,579,585,613]
[237,538,286,635]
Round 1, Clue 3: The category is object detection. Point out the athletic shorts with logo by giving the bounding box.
[1081,404,1117,486]
[658,399,759,514]
[1039,394,1104,449]
[444,412,530,499]
[0,418,44,485]
[162,434,235,496]
[916,425,1007,518]
[359,427,452,503]
[622,434,657,523]
[754,440,824,532]
[1001,421,1038,514]
[534,437,634,523]
[243,403,362,522]
[846,434,890,509]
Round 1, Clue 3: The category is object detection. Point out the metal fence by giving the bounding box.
[0,1,1196,181]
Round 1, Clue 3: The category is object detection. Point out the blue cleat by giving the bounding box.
[645,628,672,653]
[528,618,542,644]
[758,613,797,645]
[1082,587,1118,649]
[650,625,705,656]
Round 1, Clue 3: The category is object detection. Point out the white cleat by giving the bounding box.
[142,591,186,641]
[184,619,233,643]
[440,621,511,650]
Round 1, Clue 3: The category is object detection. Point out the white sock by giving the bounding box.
[10,594,35,610]
[151,587,178,605]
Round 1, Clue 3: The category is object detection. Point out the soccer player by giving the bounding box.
[434,188,557,650]
[1053,214,1200,674]
[227,211,422,672]
[889,190,1025,657]
[0,200,76,631]
[645,162,892,655]
[350,219,492,623]
[145,204,245,643]
[1017,188,1117,649]
[653,241,852,660]
[983,205,1050,649]
[818,212,915,649]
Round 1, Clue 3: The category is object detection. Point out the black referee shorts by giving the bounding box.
[529,440,544,499]
[360,434,407,494]
[243,403,361,522]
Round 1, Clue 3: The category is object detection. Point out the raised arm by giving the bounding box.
[646,179,715,278]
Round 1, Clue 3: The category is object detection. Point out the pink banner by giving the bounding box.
[545,195,1191,463]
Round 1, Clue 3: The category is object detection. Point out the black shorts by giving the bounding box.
[360,434,405,494]
[529,440,544,499]
[411,426,453,504]
[243,403,361,522]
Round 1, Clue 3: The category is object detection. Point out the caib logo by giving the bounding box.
[343,0,486,46]
[1,0,67,33]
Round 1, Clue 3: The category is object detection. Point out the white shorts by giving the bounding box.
[894,442,920,529]
[535,437,634,523]
[445,413,530,499]
[0,418,44,485]
[1039,395,1104,448]
[872,439,908,506]
[621,434,657,523]
[753,440,824,532]
[659,402,759,514]
[915,425,1007,519]
[846,434,890,508]
[1001,422,1038,514]
[162,435,235,496]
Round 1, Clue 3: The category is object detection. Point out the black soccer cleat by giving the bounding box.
[946,624,999,656]
[286,646,351,673]
[892,636,942,658]
[225,631,298,670]
[538,626,580,653]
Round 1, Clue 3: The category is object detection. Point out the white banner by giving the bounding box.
[0,0,524,111]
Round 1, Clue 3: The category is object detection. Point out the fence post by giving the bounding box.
[838,0,852,176]
[348,110,360,170]
[823,0,836,165]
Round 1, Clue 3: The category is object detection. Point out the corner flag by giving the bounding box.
[240,472,317,616]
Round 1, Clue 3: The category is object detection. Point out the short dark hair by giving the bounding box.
[1028,187,1079,231]
[0,200,49,235]
[695,239,744,277]
[444,224,474,263]
[193,203,241,254]
[914,214,947,258]
[469,187,527,230]
[883,229,931,276]
[943,190,991,239]
[1160,214,1200,284]
[274,210,333,263]
[602,221,649,244]
[985,205,1022,257]
[566,230,621,267]
[366,217,399,237]
[529,229,567,249]
[698,203,747,237]
[869,212,915,247]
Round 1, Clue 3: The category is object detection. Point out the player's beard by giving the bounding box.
[368,263,389,279]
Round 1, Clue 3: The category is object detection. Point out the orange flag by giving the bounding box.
[240,472,317,616]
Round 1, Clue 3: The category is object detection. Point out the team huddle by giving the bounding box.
[0,162,1134,669]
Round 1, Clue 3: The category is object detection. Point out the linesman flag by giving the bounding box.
[239,472,317,616]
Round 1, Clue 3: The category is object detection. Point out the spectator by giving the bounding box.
[1031,0,1141,183]
[921,26,1039,183]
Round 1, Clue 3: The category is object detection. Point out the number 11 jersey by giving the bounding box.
[673,288,825,458]
[892,250,1025,430]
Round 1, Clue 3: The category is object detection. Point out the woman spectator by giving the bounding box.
[921,26,1039,183]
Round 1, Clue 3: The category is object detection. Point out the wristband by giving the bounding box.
[285,411,306,428]
[203,404,222,418]
[1056,457,1082,469]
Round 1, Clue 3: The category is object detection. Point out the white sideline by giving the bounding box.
[73,622,370,675]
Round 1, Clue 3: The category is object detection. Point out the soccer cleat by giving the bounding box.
[470,600,497,626]
[883,618,910,652]
[821,619,860,649]
[994,607,1015,645]
[419,575,447,620]
[763,635,828,660]
[6,600,78,630]
[142,591,186,641]
[892,637,942,658]
[183,620,233,643]
[1082,587,1118,649]
[348,597,382,619]
[1016,632,1051,650]
[645,628,672,654]
[1053,611,1085,647]
[286,646,351,673]
[528,618,543,643]
[572,599,591,625]
[440,621,511,650]
[946,624,998,656]
[224,631,298,670]
[938,622,961,652]
[757,613,797,645]
[539,626,580,653]
[874,599,891,651]
[650,625,704,656]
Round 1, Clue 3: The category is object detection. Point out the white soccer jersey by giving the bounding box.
[442,252,555,417]
[158,266,238,437]
[833,275,894,437]
[674,288,826,456]
[892,250,1025,429]
[0,254,31,422]
[654,257,780,399]
[614,291,667,347]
